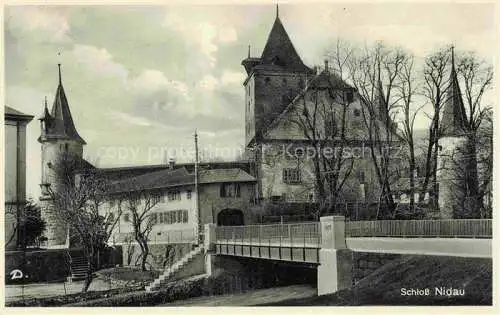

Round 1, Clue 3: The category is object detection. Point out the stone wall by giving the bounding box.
[122,242,193,270]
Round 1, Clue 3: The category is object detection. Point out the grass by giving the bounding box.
[261,255,492,306]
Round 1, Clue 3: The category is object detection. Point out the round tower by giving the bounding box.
[437,47,475,219]
[38,64,86,248]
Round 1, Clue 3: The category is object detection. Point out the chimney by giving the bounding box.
[168,158,175,169]
[324,59,329,73]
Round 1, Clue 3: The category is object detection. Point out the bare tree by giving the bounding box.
[420,48,451,209]
[346,42,405,218]
[47,152,120,292]
[290,71,355,220]
[117,188,162,271]
[394,53,425,214]
[456,51,493,215]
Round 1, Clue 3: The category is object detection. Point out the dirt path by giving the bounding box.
[160,284,317,306]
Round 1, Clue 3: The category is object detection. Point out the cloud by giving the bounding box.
[129,69,189,97]
[162,10,238,69]
[72,44,128,81]
[220,70,245,86]
[106,110,153,127]
[196,70,244,92]
[198,74,219,91]
[6,6,71,42]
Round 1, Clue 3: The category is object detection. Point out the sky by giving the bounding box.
[3,3,496,200]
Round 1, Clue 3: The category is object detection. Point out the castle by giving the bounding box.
[37,9,478,249]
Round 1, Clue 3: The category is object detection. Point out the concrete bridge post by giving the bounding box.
[204,223,217,276]
[317,215,353,296]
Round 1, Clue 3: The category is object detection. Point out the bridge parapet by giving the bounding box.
[214,222,321,248]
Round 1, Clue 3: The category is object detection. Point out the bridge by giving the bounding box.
[204,217,492,295]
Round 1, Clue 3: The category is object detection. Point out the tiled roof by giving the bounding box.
[109,167,255,194]
[260,16,313,74]
[199,168,256,184]
[242,15,314,76]
[440,51,469,137]
[109,167,192,193]
[40,65,86,144]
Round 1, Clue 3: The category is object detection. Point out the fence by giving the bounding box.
[215,222,321,248]
[113,228,197,245]
[346,219,492,238]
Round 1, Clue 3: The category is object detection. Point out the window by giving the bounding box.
[109,199,115,208]
[187,190,192,200]
[265,77,271,84]
[152,193,163,204]
[353,108,361,117]
[283,168,301,184]
[168,190,181,201]
[220,183,241,198]
[357,169,365,182]
[150,213,158,225]
[123,213,130,222]
[282,78,287,86]
[64,143,69,151]
[182,210,188,223]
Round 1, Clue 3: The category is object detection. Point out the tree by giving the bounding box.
[420,48,450,209]
[17,200,46,249]
[345,42,405,218]
[394,52,425,214]
[290,68,355,220]
[47,152,120,292]
[456,51,493,216]
[116,188,162,271]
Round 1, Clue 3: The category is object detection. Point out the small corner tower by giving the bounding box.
[38,64,86,248]
[437,47,476,218]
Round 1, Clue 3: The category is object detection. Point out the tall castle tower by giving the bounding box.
[38,64,86,248]
[437,48,478,218]
[242,6,315,147]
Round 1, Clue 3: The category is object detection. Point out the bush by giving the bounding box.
[6,287,140,307]
[70,276,207,306]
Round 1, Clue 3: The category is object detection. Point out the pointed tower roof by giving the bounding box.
[440,47,469,137]
[43,64,86,144]
[259,11,312,73]
[38,96,52,121]
[242,6,313,75]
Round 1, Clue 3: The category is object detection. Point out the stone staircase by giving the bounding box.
[67,251,89,282]
[146,245,204,291]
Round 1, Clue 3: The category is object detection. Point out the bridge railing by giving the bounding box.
[215,222,321,248]
[346,219,492,238]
